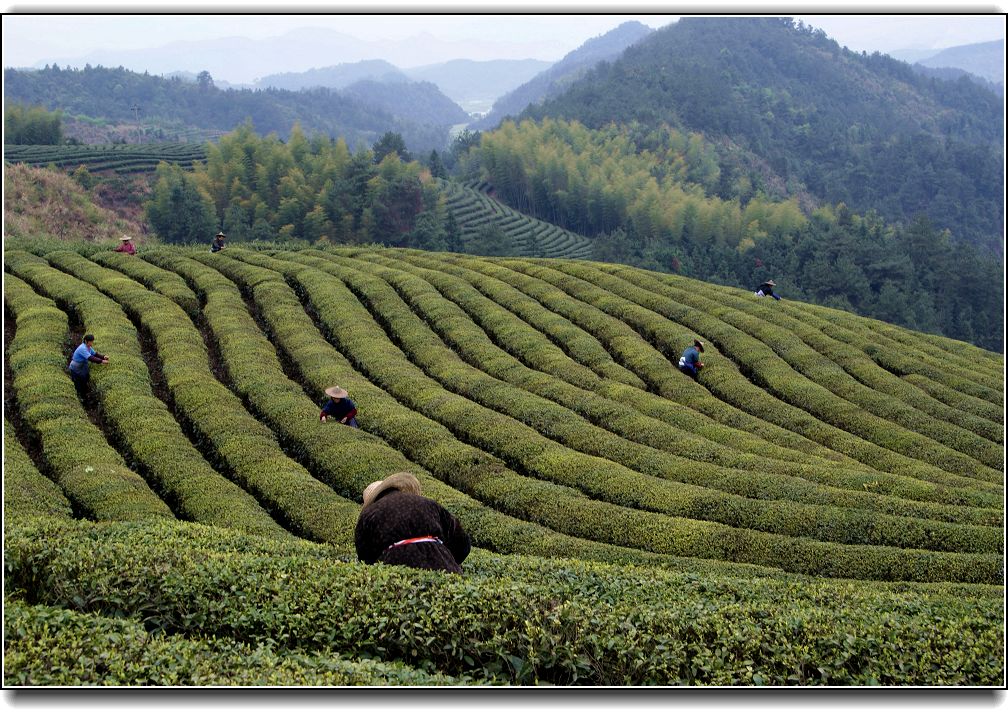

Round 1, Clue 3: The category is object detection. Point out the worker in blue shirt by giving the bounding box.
[677,339,705,380]
[67,333,109,396]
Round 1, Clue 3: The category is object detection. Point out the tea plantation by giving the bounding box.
[3,240,1004,686]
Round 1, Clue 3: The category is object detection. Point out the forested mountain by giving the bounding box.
[342,79,470,127]
[474,21,652,130]
[2,64,456,153]
[522,17,1004,254]
[256,60,408,91]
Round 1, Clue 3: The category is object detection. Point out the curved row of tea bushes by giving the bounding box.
[348,249,1000,528]
[849,310,1004,392]
[22,250,291,539]
[3,261,174,522]
[96,250,201,317]
[797,300,1003,405]
[583,262,1005,484]
[342,248,648,389]
[280,252,1000,554]
[240,251,1004,583]
[725,280,1004,436]
[4,599,468,686]
[506,259,1000,493]
[3,418,73,520]
[441,253,878,466]
[42,250,357,545]
[596,263,1002,470]
[418,256,999,511]
[349,248,837,468]
[6,517,1004,685]
[900,372,1003,426]
[185,247,783,578]
[672,273,1003,447]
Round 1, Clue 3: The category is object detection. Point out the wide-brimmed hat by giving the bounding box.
[325,385,349,399]
[215,231,226,238]
[694,339,705,352]
[765,279,776,286]
[362,471,422,508]
[120,236,132,242]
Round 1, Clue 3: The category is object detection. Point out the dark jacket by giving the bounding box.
[355,490,471,574]
[320,396,358,426]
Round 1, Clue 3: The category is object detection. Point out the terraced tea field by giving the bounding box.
[3,143,208,174]
[3,240,1004,685]
[440,179,595,259]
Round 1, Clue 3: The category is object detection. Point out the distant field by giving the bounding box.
[4,241,1004,685]
[3,143,209,174]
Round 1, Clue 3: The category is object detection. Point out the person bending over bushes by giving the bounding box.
[355,472,471,574]
[677,339,705,380]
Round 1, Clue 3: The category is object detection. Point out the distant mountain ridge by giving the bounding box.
[257,58,552,116]
[402,59,552,115]
[29,26,561,85]
[475,21,653,130]
[256,60,408,91]
[894,38,1004,85]
[2,64,459,153]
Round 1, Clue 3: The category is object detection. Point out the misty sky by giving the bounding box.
[3,5,1006,84]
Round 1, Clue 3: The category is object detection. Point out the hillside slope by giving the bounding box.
[3,238,1003,685]
[522,16,1004,252]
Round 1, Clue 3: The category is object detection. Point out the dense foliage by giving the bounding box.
[4,103,63,145]
[142,123,447,248]
[522,17,1004,254]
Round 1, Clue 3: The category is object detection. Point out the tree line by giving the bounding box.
[145,123,456,251]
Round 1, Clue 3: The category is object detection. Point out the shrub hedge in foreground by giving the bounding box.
[4,599,468,686]
[5,517,1004,686]
[3,418,73,520]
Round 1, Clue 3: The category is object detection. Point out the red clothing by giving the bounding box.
[114,242,136,255]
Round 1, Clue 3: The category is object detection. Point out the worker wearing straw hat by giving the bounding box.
[755,279,781,300]
[355,472,471,574]
[211,231,226,253]
[320,385,358,427]
[113,236,136,255]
